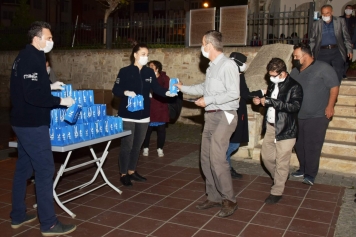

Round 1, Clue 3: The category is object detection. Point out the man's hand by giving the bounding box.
[60,97,75,107]
[348,52,353,60]
[50,81,65,91]
[195,97,206,107]
[253,97,261,105]
[260,97,266,106]
[174,81,183,90]
[124,91,136,97]
[325,105,334,119]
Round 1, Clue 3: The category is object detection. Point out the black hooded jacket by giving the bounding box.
[262,75,303,141]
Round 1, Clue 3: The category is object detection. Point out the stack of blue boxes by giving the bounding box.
[49,85,123,146]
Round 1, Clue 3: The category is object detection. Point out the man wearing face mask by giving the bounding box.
[176,30,240,217]
[290,43,339,186]
[309,4,352,83]
[253,58,303,204]
[9,21,76,236]
[340,5,356,79]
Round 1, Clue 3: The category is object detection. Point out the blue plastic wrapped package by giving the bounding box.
[65,84,73,97]
[89,122,96,139]
[94,104,101,120]
[94,121,101,138]
[81,123,91,141]
[87,106,93,123]
[87,90,94,106]
[65,126,74,145]
[136,95,144,111]
[91,105,97,122]
[82,90,89,107]
[169,78,179,95]
[73,125,80,143]
[64,103,82,124]
[58,109,66,127]
[98,120,105,137]
[51,109,59,127]
[101,104,107,119]
[61,127,68,146]
[50,127,62,146]
[104,119,110,136]
[127,95,144,112]
[112,116,123,133]
[76,110,83,124]
[108,117,115,135]
[78,124,85,142]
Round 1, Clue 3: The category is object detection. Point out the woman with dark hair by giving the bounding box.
[112,43,175,186]
[142,60,170,157]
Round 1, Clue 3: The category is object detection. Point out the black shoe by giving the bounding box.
[302,176,314,186]
[230,167,243,179]
[265,194,282,204]
[41,221,76,236]
[11,214,37,229]
[129,171,147,182]
[291,170,304,178]
[120,175,133,186]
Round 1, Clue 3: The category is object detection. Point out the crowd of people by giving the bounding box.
[7,3,355,236]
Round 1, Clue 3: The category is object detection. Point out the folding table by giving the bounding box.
[9,130,131,218]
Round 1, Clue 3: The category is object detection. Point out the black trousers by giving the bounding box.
[143,124,166,149]
[295,117,329,179]
[317,48,345,83]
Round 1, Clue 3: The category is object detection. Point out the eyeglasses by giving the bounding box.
[269,72,282,77]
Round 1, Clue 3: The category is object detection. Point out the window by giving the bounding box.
[2,11,14,20]
[61,0,69,13]
[33,0,42,9]
[190,2,199,9]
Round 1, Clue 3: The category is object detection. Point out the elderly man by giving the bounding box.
[253,58,303,204]
[309,4,352,83]
[10,21,76,236]
[176,30,240,217]
[290,43,339,185]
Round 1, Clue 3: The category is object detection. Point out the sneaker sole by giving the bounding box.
[41,225,76,236]
[291,174,304,178]
[302,180,314,186]
[11,216,37,229]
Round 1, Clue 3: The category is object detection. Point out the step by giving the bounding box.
[329,116,356,129]
[336,95,356,106]
[252,145,356,175]
[321,140,356,157]
[334,105,356,117]
[341,78,356,86]
[325,127,356,143]
[339,84,356,96]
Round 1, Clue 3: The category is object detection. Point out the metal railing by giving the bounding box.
[0,3,314,51]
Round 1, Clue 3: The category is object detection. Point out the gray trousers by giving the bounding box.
[261,124,296,196]
[201,110,237,203]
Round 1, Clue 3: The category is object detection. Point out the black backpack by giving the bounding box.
[168,91,183,122]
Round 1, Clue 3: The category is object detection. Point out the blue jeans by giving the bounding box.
[11,126,57,231]
[226,143,240,168]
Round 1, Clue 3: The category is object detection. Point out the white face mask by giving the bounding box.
[345,9,353,15]
[138,56,148,66]
[47,67,51,74]
[39,37,54,53]
[270,75,285,84]
[322,16,331,22]
[239,63,247,72]
[201,45,209,58]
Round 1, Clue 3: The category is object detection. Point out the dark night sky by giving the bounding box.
[210,0,249,8]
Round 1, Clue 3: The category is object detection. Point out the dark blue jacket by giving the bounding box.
[10,44,61,127]
[112,64,167,120]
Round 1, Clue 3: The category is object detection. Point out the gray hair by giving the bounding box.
[204,30,223,52]
[321,4,333,11]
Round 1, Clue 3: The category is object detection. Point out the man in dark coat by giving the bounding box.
[227,52,264,179]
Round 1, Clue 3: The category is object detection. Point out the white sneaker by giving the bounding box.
[157,148,164,157]
[143,148,149,156]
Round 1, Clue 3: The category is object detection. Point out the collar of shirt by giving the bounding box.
[209,53,224,66]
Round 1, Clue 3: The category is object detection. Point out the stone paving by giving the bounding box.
[165,123,356,237]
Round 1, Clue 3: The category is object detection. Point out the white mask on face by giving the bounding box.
[201,45,209,58]
[138,56,148,66]
[239,63,247,72]
[38,37,54,53]
[47,67,51,74]
[270,75,285,84]
[322,16,331,22]
[345,9,353,15]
